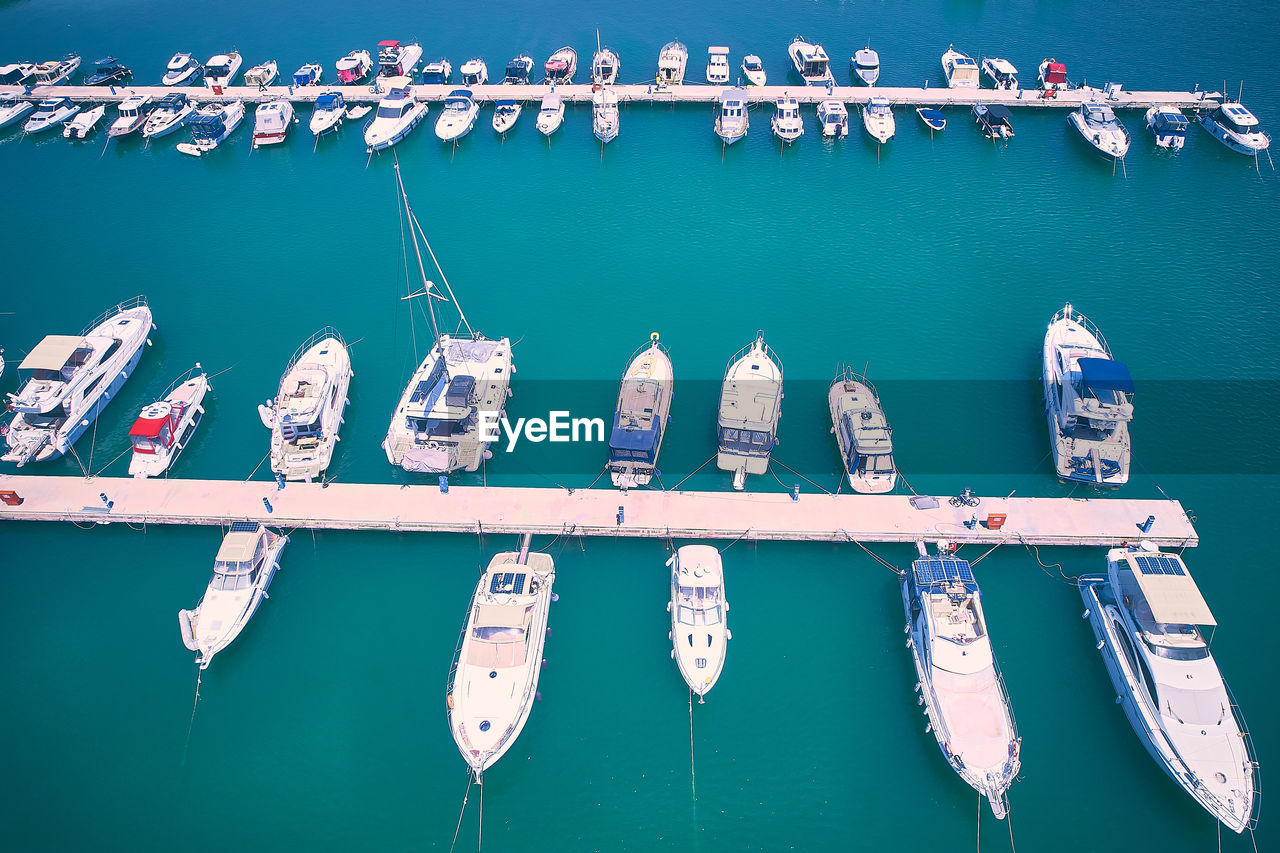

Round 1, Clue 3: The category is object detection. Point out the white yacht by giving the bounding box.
[714,88,749,145]
[377,41,423,80]
[706,46,730,84]
[1079,544,1258,834]
[1038,58,1069,93]
[4,296,153,467]
[0,96,35,130]
[1145,106,1189,150]
[179,522,287,670]
[258,328,353,482]
[828,367,895,493]
[657,41,688,85]
[177,100,245,156]
[435,88,479,142]
[903,547,1021,819]
[460,57,488,87]
[535,93,565,136]
[22,97,79,134]
[335,49,373,84]
[384,165,514,476]
[608,335,673,489]
[127,366,209,478]
[771,96,803,144]
[591,45,619,86]
[107,95,152,138]
[492,99,520,135]
[1070,101,1130,160]
[817,100,849,137]
[941,45,979,88]
[740,54,766,87]
[981,57,1019,90]
[162,52,201,85]
[0,62,36,87]
[862,97,895,143]
[544,47,577,84]
[789,37,833,86]
[421,57,452,85]
[141,93,195,139]
[202,52,242,88]
[852,47,880,85]
[592,87,619,144]
[716,332,781,490]
[668,545,730,701]
[1043,303,1133,486]
[252,99,294,147]
[1198,101,1271,155]
[501,54,534,85]
[243,60,279,88]
[447,546,555,780]
[33,54,81,86]
[364,82,427,151]
[309,91,345,136]
[62,105,105,139]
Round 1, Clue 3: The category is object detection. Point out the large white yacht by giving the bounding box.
[592,87,620,144]
[447,546,555,780]
[668,545,730,701]
[179,522,287,670]
[1079,544,1257,833]
[608,335,673,488]
[1043,303,1133,486]
[128,366,209,478]
[862,97,896,143]
[941,45,979,88]
[377,41,423,80]
[828,368,895,493]
[1069,102,1131,160]
[435,88,479,142]
[22,97,79,134]
[716,332,782,490]
[715,88,749,145]
[1198,101,1271,155]
[657,41,688,85]
[364,82,428,151]
[789,37,833,86]
[258,328,353,482]
[903,547,1021,819]
[4,296,153,467]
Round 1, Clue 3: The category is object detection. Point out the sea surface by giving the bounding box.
[1,1,1277,850]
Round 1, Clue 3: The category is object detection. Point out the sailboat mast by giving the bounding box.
[394,162,442,346]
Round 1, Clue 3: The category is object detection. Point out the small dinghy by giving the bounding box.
[243,60,279,88]
[62,105,106,139]
[916,106,946,131]
[668,545,731,701]
[345,104,371,120]
[310,91,345,136]
[335,49,373,84]
[128,366,210,478]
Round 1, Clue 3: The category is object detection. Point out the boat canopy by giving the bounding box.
[215,527,262,565]
[1220,103,1259,127]
[540,93,562,109]
[1078,357,1134,394]
[1043,62,1067,83]
[609,414,659,462]
[1153,109,1188,131]
[987,57,1017,76]
[315,92,343,110]
[129,402,174,438]
[154,93,188,109]
[918,107,946,127]
[377,40,401,48]
[842,411,892,456]
[189,114,227,138]
[985,104,1013,123]
[495,99,518,109]
[19,335,83,371]
[1121,552,1216,626]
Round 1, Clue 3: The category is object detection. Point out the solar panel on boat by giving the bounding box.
[489,571,528,594]
[913,556,976,586]
[1134,555,1185,576]
[230,521,259,533]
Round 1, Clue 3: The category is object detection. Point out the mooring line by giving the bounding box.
[688,688,697,802]
[448,772,473,853]
[181,668,202,766]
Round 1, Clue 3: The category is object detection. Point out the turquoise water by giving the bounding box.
[1,1,1278,850]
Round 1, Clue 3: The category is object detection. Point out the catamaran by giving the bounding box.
[668,545,730,702]
[716,332,781,490]
[828,367,896,493]
[127,366,209,478]
[258,327,353,482]
[608,335,673,488]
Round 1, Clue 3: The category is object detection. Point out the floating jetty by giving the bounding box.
[0,474,1198,547]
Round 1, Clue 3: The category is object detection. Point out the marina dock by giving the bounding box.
[0,474,1198,547]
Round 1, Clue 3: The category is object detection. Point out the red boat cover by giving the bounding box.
[1045,63,1066,83]
[378,40,400,48]
[129,415,167,438]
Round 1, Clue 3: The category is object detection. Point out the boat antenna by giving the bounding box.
[393,159,443,345]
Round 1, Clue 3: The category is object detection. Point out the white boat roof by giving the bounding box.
[1122,551,1216,626]
[986,57,1017,74]
[20,335,83,370]
[708,46,730,55]
[216,528,261,563]
[677,545,722,583]
[475,603,526,628]
[540,93,562,108]
[855,48,879,63]
[1222,102,1259,126]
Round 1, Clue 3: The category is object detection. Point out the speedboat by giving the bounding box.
[1146,106,1189,150]
[917,106,946,131]
[740,53,765,87]
[258,327,353,482]
[179,522,287,671]
[243,60,278,88]
[3,296,153,467]
[817,99,849,138]
[535,92,564,136]
[252,99,294,147]
[0,96,36,130]
[1043,303,1133,486]
[141,93,195,139]
[1070,101,1130,160]
[22,97,79,134]
[447,547,555,780]
[903,546,1021,819]
[335,49,373,84]
[592,87,619,144]
[706,46,730,84]
[770,96,803,144]
[162,52,201,86]
[716,332,781,489]
[177,100,246,156]
[421,57,452,85]
[384,166,514,476]
[364,83,427,151]
[789,37,833,86]
[714,88,749,145]
[941,45,979,88]
[460,58,488,87]
[309,91,345,136]
[608,335,673,488]
[862,97,895,143]
[502,54,534,85]
[1079,544,1258,834]
[829,367,895,493]
[492,99,520,134]
[1038,58,1069,94]
[591,45,619,86]
[1198,101,1271,155]
[33,54,81,86]
[974,103,1014,139]
[852,47,880,85]
[544,46,577,84]
[657,41,688,85]
[202,52,242,89]
[62,105,106,139]
[435,88,479,142]
[0,62,36,87]
[377,41,422,80]
[668,546,730,701]
[107,95,152,138]
[85,57,131,86]
[292,63,322,87]
[127,366,209,478]
[981,57,1019,90]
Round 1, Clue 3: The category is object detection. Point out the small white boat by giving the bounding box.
[0,96,36,130]
[243,60,279,88]
[177,100,245,156]
[377,41,423,80]
[492,99,521,134]
[862,97,895,143]
[740,53,766,87]
[107,95,152,138]
[33,54,81,86]
[364,82,427,151]
[817,100,849,137]
[62,104,105,139]
[1038,58,1069,93]
[828,367,895,493]
[1199,101,1271,155]
[435,88,479,142]
[335,49,373,84]
[1069,101,1130,160]
[502,54,534,85]
[202,52,242,89]
[592,87,619,144]
[770,96,803,144]
[669,545,730,701]
[22,97,79,134]
[974,103,1015,140]
[591,45,620,86]
[706,46,730,84]
[141,93,195,139]
[535,92,564,136]
[1145,106,1188,150]
[252,99,294,147]
[852,47,880,85]
[657,41,688,85]
[179,522,287,670]
[460,57,488,87]
[941,45,979,88]
[716,332,781,489]
[259,327,353,482]
[127,366,209,478]
[345,105,371,120]
[309,91,345,136]
[714,88,749,145]
[917,106,946,131]
[981,57,1019,90]
[0,62,36,87]
[292,63,322,87]
[544,46,577,84]
[162,52,201,86]
[789,37,833,86]
[607,335,673,488]
[421,57,452,85]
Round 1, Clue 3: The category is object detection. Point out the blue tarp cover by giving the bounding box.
[315,93,343,109]
[1078,357,1135,394]
[608,413,659,459]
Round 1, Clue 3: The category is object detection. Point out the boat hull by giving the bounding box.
[185,535,286,670]
[365,103,428,151]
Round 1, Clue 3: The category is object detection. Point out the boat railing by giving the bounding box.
[620,335,670,373]
[1052,303,1114,357]
[80,294,148,336]
[443,606,470,704]
[1225,679,1263,831]
[282,325,347,375]
[833,363,878,400]
[723,330,783,375]
[161,363,208,399]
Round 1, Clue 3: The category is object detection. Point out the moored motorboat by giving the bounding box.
[981,57,1019,90]
[591,43,619,86]
[85,56,131,86]
[852,46,880,85]
[492,99,521,134]
[107,94,152,138]
[377,41,422,80]
[668,545,730,701]
[657,41,688,85]
[162,52,201,86]
[252,99,294,147]
[973,103,1014,139]
[716,332,781,489]
[363,82,427,151]
[259,327,353,482]
[33,54,81,86]
[421,57,452,85]
[1145,106,1189,150]
[460,57,488,87]
[714,88,749,145]
[1198,101,1271,155]
[1069,101,1130,160]
[828,367,895,493]
[335,49,373,84]
[789,37,833,86]
[706,46,730,84]
[292,62,322,87]
[310,91,345,136]
[0,62,36,87]
[592,86,619,143]
[941,45,979,88]
[0,95,36,130]
[202,51,242,89]
[435,88,479,142]
[502,54,534,85]
[608,334,673,488]
[128,366,209,478]
[22,97,79,134]
[544,46,577,84]
[1038,58,1069,94]
[177,100,245,156]
[243,60,279,88]
[141,92,195,139]
[862,97,895,143]
[62,105,106,139]
[770,95,803,144]
[817,99,849,137]
[740,53,765,86]
[916,106,946,131]
[535,93,564,136]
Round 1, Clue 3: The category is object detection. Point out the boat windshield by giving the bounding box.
[205,64,229,78]
[718,426,774,455]
[858,452,895,474]
[377,102,407,119]
[1159,684,1226,726]
[473,625,526,641]
[281,418,321,442]
[744,59,762,70]
[210,560,255,591]
[407,416,463,438]
[677,585,723,625]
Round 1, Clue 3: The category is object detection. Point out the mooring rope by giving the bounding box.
[688,688,697,802]
[244,449,271,482]
[669,452,718,491]
[1017,535,1076,584]
[181,668,202,766]
[717,528,752,555]
[448,772,473,853]
[770,457,835,495]
[840,531,902,576]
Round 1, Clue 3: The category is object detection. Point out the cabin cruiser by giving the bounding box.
[592,87,619,143]
[179,522,287,670]
[771,96,803,144]
[544,47,577,84]
[903,547,1021,819]
[33,54,81,86]
[292,63,322,87]
[668,546,730,701]
[1146,106,1189,150]
[716,333,781,490]
[310,91,345,136]
[591,46,619,86]
[128,366,209,478]
[917,107,946,131]
[492,99,520,134]
[941,45,979,88]
[817,100,849,137]
[1198,101,1271,155]
[435,88,479,142]
[22,97,79,134]
[705,47,730,84]
[177,101,245,156]
[460,58,488,87]
[974,103,1014,139]
[1038,58,1068,93]
[85,57,131,86]
[62,105,106,139]
[1070,101,1130,159]
[447,547,555,780]
[502,54,533,85]
[363,83,427,151]
[862,97,895,143]
[4,296,153,467]
[0,96,36,130]
[608,335,673,488]
[258,328,352,482]
[535,93,564,136]
[715,88,749,145]
[107,95,152,138]
[335,49,372,84]
[384,166,514,476]
[1079,544,1258,834]
[421,57,452,85]
[828,367,895,492]
[0,62,35,87]
[740,54,765,87]
[202,52,241,88]
[162,52,200,86]
[252,99,294,147]
[141,92,195,139]
[981,57,1019,90]
[377,41,422,80]
[657,41,688,85]
[1043,303,1133,486]
[243,60,278,88]
[789,38,833,86]
[852,47,879,85]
